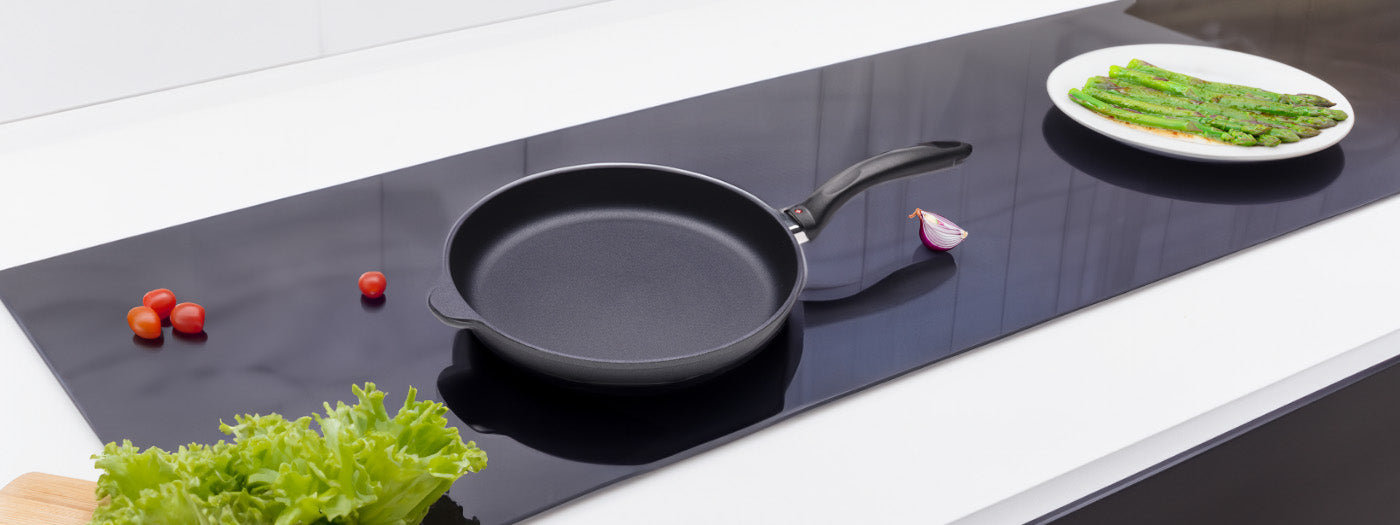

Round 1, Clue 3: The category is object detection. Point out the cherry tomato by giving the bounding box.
[358,271,387,298]
[142,288,177,319]
[169,302,206,334]
[127,306,162,339]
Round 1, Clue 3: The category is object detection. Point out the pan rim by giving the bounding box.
[440,161,808,371]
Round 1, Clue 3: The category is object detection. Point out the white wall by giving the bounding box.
[0,0,605,123]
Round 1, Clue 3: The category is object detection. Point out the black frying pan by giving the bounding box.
[429,140,972,387]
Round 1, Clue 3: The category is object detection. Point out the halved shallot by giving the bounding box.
[908,208,968,251]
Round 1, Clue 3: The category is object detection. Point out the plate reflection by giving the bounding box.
[1043,107,1344,204]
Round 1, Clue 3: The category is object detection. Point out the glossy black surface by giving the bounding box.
[2,1,1398,522]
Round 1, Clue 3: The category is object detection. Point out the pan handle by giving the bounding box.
[781,140,971,241]
[428,276,484,329]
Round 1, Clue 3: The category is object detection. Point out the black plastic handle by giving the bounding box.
[782,140,972,240]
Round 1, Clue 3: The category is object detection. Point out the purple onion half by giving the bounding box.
[909,208,968,251]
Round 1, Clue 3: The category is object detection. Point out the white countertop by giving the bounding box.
[4,1,1399,523]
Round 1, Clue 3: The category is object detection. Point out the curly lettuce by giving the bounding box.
[89,383,486,524]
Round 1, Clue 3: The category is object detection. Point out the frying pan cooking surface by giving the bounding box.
[448,165,802,363]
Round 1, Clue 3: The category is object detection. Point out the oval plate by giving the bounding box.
[1046,43,1354,162]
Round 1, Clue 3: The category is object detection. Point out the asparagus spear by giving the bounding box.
[1109,66,1348,121]
[1273,113,1337,129]
[1106,66,1215,101]
[1087,77,1315,140]
[1081,86,1271,136]
[1067,88,1259,146]
[1127,58,1336,107]
[1263,126,1302,143]
[1214,92,1349,121]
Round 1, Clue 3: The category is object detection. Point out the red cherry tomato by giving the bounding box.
[142,288,177,319]
[358,271,387,298]
[169,302,206,334]
[127,306,162,339]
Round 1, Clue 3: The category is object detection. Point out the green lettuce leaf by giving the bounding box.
[90,383,486,524]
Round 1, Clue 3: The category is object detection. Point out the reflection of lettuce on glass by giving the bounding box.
[89,383,486,525]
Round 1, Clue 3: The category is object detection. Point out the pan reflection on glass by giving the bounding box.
[435,314,803,466]
[1042,107,1344,204]
[803,250,957,325]
[801,246,957,305]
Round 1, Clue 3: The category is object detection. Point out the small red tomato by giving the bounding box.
[142,288,177,319]
[127,306,162,339]
[169,302,206,334]
[358,271,387,298]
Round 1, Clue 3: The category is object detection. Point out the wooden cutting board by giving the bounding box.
[0,473,97,525]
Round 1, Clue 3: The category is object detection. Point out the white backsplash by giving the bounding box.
[0,0,607,124]
[319,0,609,55]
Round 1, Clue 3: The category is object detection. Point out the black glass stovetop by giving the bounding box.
[3,1,1397,522]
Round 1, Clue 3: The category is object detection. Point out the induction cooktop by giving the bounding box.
[2,1,1395,522]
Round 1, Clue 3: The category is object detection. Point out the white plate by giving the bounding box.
[1046,43,1354,162]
